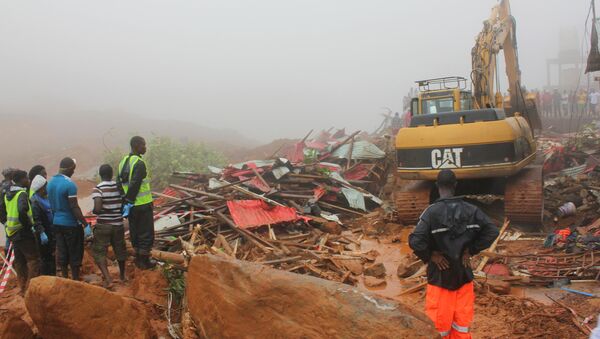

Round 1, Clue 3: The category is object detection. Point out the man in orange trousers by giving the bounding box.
[409,169,499,338]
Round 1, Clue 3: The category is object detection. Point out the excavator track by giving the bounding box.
[393,179,433,225]
[504,165,543,227]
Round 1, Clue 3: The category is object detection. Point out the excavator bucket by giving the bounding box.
[507,90,542,133]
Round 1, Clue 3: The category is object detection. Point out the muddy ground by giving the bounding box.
[1,205,599,338]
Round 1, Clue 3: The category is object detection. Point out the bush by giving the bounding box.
[104,136,227,189]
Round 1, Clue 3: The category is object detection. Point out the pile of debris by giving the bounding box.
[150,128,392,284]
[536,124,600,271]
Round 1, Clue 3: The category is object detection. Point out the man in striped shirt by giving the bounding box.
[91,164,127,288]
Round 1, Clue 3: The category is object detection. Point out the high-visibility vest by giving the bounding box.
[118,155,153,206]
[4,189,33,237]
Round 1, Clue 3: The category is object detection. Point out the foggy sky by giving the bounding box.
[0,0,589,142]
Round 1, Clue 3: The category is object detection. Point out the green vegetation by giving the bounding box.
[103,136,227,189]
[161,264,186,301]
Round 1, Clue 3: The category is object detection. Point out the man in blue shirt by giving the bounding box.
[47,157,91,280]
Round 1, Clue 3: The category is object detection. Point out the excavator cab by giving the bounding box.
[413,77,473,115]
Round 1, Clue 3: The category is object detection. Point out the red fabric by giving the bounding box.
[344,164,371,181]
[554,228,571,242]
[226,200,301,229]
[426,282,474,339]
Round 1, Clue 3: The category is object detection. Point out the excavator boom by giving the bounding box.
[471,0,542,131]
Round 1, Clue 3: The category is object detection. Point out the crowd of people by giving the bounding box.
[532,87,600,118]
[0,136,155,293]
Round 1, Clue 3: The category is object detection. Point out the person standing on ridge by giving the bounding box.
[117,136,155,269]
[47,157,92,280]
[30,174,56,276]
[409,169,499,338]
[92,164,127,287]
[0,170,40,293]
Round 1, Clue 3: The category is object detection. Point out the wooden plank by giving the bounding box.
[476,218,510,272]
[230,185,285,207]
[170,184,226,200]
[398,281,427,296]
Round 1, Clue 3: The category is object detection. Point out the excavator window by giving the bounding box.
[460,92,473,110]
[422,97,454,114]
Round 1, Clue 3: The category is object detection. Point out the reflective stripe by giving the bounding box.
[431,228,449,234]
[466,224,480,229]
[118,154,153,206]
[137,190,152,198]
[452,322,469,333]
[6,217,20,222]
[439,329,451,337]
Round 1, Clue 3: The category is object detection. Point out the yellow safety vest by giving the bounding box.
[118,155,153,206]
[4,189,33,237]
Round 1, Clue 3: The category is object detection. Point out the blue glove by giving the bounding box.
[40,232,49,245]
[122,203,134,218]
[84,224,92,238]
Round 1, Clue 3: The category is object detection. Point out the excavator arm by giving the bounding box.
[471,0,542,131]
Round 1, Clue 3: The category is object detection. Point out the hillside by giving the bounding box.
[0,112,257,177]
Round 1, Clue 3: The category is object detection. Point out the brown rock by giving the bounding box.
[186,254,437,339]
[364,262,386,278]
[318,221,343,235]
[0,314,34,339]
[396,255,421,279]
[363,276,387,288]
[25,276,154,339]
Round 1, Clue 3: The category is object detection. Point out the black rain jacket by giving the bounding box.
[408,197,499,290]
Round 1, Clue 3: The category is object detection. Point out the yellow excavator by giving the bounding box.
[394,0,543,226]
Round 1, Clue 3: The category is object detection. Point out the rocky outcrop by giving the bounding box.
[25,276,154,339]
[186,254,438,339]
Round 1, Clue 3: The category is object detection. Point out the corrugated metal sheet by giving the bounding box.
[560,164,587,177]
[272,166,291,179]
[341,187,366,211]
[331,140,385,160]
[227,200,300,229]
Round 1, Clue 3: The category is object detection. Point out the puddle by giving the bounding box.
[355,228,415,300]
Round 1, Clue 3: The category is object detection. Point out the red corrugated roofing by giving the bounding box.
[344,164,371,181]
[285,142,305,164]
[226,200,301,229]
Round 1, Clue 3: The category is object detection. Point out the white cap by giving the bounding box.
[30,175,47,195]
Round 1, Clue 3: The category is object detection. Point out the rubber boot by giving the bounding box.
[61,265,69,279]
[118,260,127,282]
[71,265,80,281]
[134,250,143,269]
[139,254,156,270]
[97,261,112,288]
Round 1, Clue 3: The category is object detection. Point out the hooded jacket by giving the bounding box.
[409,196,499,290]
